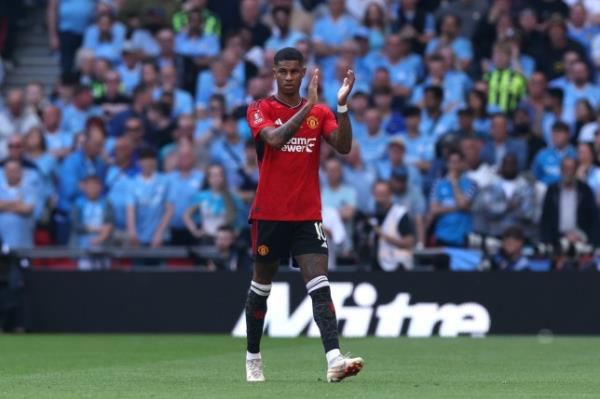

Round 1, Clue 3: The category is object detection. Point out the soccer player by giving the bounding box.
[244,47,363,383]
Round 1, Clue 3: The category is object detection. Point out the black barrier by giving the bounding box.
[24,271,600,335]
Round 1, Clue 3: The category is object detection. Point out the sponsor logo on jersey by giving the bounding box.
[306,116,319,129]
[257,245,269,256]
[232,282,491,337]
[280,137,317,153]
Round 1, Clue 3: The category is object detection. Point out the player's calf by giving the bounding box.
[307,276,365,382]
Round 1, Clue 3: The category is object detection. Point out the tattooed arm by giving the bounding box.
[324,69,355,155]
[260,102,315,149]
[260,69,320,149]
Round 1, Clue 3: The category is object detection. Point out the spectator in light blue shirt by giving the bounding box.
[60,86,102,137]
[126,147,174,247]
[42,106,73,160]
[105,137,139,235]
[167,145,204,245]
[116,44,142,95]
[23,127,57,207]
[312,0,359,81]
[55,122,108,244]
[411,54,471,112]
[71,175,114,248]
[467,89,491,138]
[389,165,427,246]
[0,160,36,248]
[541,88,570,145]
[376,137,423,189]
[419,86,457,141]
[264,6,306,52]
[196,60,245,113]
[322,158,358,252]
[50,0,96,75]
[532,121,577,185]
[567,4,600,51]
[82,13,126,64]
[426,14,473,71]
[342,141,377,214]
[429,150,478,247]
[561,62,600,125]
[357,108,390,165]
[154,65,194,118]
[183,164,245,242]
[210,116,246,190]
[377,34,423,100]
[174,9,220,62]
[372,86,405,135]
[401,106,434,174]
[348,92,369,141]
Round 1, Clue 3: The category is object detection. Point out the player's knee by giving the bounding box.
[252,262,278,284]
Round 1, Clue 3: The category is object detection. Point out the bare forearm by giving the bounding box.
[261,102,314,149]
[155,204,173,238]
[415,216,425,245]
[126,206,136,236]
[327,111,352,154]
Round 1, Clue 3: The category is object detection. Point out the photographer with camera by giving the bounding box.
[370,181,415,271]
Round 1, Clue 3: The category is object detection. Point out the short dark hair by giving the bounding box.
[372,86,392,96]
[424,85,444,101]
[458,107,474,117]
[274,47,304,65]
[403,106,421,118]
[74,85,91,96]
[552,121,570,133]
[218,224,236,234]
[547,87,564,102]
[503,226,524,241]
[138,146,157,160]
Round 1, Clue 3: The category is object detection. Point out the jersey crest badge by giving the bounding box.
[306,115,319,129]
[252,111,264,125]
[257,245,270,256]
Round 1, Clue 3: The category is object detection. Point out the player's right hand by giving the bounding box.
[307,68,319,106]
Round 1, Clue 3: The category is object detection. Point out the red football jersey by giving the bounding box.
[247,96,338,221]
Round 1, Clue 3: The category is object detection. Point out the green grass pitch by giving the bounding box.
[1,335,599,398]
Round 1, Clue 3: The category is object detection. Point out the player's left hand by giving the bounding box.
[337,69,355,106]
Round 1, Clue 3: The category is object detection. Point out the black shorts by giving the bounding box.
[251,220,329,263]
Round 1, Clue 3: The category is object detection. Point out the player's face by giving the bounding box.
[273,60,306,96]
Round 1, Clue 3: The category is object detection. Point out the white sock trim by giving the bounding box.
[247,351,261,361]
[250,281,272,297]
[306,275,329,294]
[326,349,341,365]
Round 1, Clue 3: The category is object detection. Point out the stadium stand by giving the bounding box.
[0,0,600,272]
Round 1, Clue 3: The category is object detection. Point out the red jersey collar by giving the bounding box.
[271,95,306,109]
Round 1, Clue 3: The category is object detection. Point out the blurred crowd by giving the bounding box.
[0,0,600,271]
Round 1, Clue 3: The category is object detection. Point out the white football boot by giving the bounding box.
[246,358,266,382]
[326,354,364,383]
